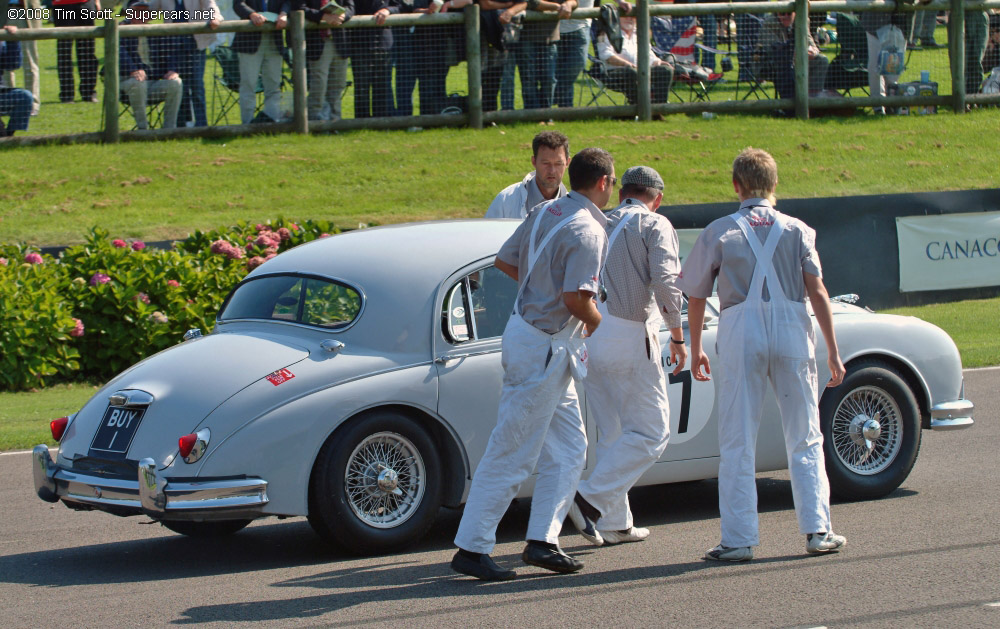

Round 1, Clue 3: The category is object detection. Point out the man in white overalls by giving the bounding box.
[451,148,615,581]
[567,166,688,547]
[680,148,847,562]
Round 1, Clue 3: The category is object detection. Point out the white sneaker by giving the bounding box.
[704,544,754,562]
[567,502,603,546]
[806,531,847,554]
[599,527,650,545]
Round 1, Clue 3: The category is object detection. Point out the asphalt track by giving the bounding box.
[1,368,997,628]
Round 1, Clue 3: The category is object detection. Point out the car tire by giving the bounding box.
[819,359,922,500]
[160,519,253,538]
[309,410,442,555]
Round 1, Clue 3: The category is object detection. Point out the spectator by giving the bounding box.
[909,2,942,48]
[553,0,590,108]
[859,4,910,114]
[119,0,183,130]
[0,26,32,136]
[395,0,449,116]
[984,13,1000,75]
[757,11,830,96]
[485,130,569,218]
[966,8,990,96]
[52,0,100,103]
[349,0,399,118]
[2,0,40,116]
[597,15,674,105]
[233,0,289,124]
[513,0,576,110]
[148,0,223,128]
[477,0,524,112]
[293,0,353,121]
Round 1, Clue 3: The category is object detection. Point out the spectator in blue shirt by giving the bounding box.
[0,26,33,137]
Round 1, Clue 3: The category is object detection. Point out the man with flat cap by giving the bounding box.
[567,165,687,547]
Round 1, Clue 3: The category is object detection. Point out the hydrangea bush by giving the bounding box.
[0,218,341,391]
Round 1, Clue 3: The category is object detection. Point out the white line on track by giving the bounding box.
[1,447,53,457]
[966,365,1000,372]
[985,602,1000,607]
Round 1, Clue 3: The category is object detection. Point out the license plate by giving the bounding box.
[89,406,146,459]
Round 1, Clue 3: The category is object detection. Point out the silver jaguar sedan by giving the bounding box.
[32,220,974,553]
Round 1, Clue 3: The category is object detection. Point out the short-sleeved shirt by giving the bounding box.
[678,198,822,311]
[602,200,684,329]
[497,191,608,334]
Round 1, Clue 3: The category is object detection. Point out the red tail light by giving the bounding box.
[178,433,198,458]
[50,417,69,442]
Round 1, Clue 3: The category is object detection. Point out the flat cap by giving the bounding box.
[621,166,664,191]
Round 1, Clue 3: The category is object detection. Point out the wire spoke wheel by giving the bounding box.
[344,431,426,529]
[831,385,902,474]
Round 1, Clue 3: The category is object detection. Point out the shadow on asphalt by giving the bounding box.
[0,478,917,593]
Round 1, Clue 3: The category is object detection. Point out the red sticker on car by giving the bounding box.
[266,368,295,386]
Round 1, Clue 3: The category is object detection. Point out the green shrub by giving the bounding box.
[0,245,81,390]
[0,220,340,391]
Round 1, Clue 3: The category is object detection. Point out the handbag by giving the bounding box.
[876,24,906,80]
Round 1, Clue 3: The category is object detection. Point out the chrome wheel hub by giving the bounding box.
[345,432,426,529]
[831,385,902,475]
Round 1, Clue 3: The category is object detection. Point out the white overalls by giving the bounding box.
[578,212,671,531]
[716,210,833,548]
[454,209,590,553]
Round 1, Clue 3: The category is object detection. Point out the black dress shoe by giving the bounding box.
[451,551,517,581]
[522,542,583,574]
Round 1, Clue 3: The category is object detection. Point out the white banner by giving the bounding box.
[896,212,1000,292]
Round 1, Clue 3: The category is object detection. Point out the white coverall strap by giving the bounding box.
[728,211,788,302]
[515,204,579,309]
[599,209,640,282]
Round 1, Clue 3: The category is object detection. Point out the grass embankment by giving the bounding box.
[4,297,994,452]
[3,110,1000,245]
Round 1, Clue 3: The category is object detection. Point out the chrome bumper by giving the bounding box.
[929,399,974,431]
[32,445,269,521]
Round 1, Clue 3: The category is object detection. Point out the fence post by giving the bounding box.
[103,19,120,144]
[465,4,483,129]
[949,0,966,113]
[793,0,809,119]
[636,0,651,121]
[290,10,308,133]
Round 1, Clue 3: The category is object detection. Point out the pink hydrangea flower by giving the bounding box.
[133,292,151,304]
[131,241,146,251]
[277,227,291,241]
[24,252,43,265]
[290,223,299,231]
[320,233,331,239]
[69,318,85,337]
[166,279,180,287]
[148,311,168,324]
[210,239,244,260]
[112,239,127,248]
[246,256,266,271]
[264,253,277,261]
[264,246,278,256]
[255,224,268,232]
[90,272,111,286]
[0,257,7,266]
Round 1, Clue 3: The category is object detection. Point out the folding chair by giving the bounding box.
[734,13,774,100]
[826,12,870,96]
[653,15,724,102]
[99,63,166,131]
[579,54,628,107]
[211,45,273,125]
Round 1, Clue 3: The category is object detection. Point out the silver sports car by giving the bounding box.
[32,221,974,553]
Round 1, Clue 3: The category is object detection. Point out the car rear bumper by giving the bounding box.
[929,399,974,431]
[32,445,269,521]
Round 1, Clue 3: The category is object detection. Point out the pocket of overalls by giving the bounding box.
[774,302,815,359]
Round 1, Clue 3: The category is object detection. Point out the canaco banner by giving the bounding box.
[896,212,1000,292]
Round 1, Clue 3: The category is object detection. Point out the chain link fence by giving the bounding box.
[0,0,997,143]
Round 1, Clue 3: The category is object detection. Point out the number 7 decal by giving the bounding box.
[667,369,692,434]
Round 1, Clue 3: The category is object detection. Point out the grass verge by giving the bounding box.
[2,298,994,451]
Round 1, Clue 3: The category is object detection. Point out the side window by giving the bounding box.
[469,266,517,339]
[442,264,518,344]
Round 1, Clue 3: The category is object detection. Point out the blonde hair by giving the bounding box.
[732,148,778,200]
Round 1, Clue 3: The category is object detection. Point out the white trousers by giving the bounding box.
[578,311,669,531]
[454,314,588,553]
[715,301,832,548]
[121,76,183,129]
[238,35,283,124]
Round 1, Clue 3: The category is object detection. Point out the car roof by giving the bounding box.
[254,220,520,287]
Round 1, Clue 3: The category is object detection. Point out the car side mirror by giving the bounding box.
[703,313,716,330]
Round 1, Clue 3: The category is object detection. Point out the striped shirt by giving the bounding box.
[601,199,684,329]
